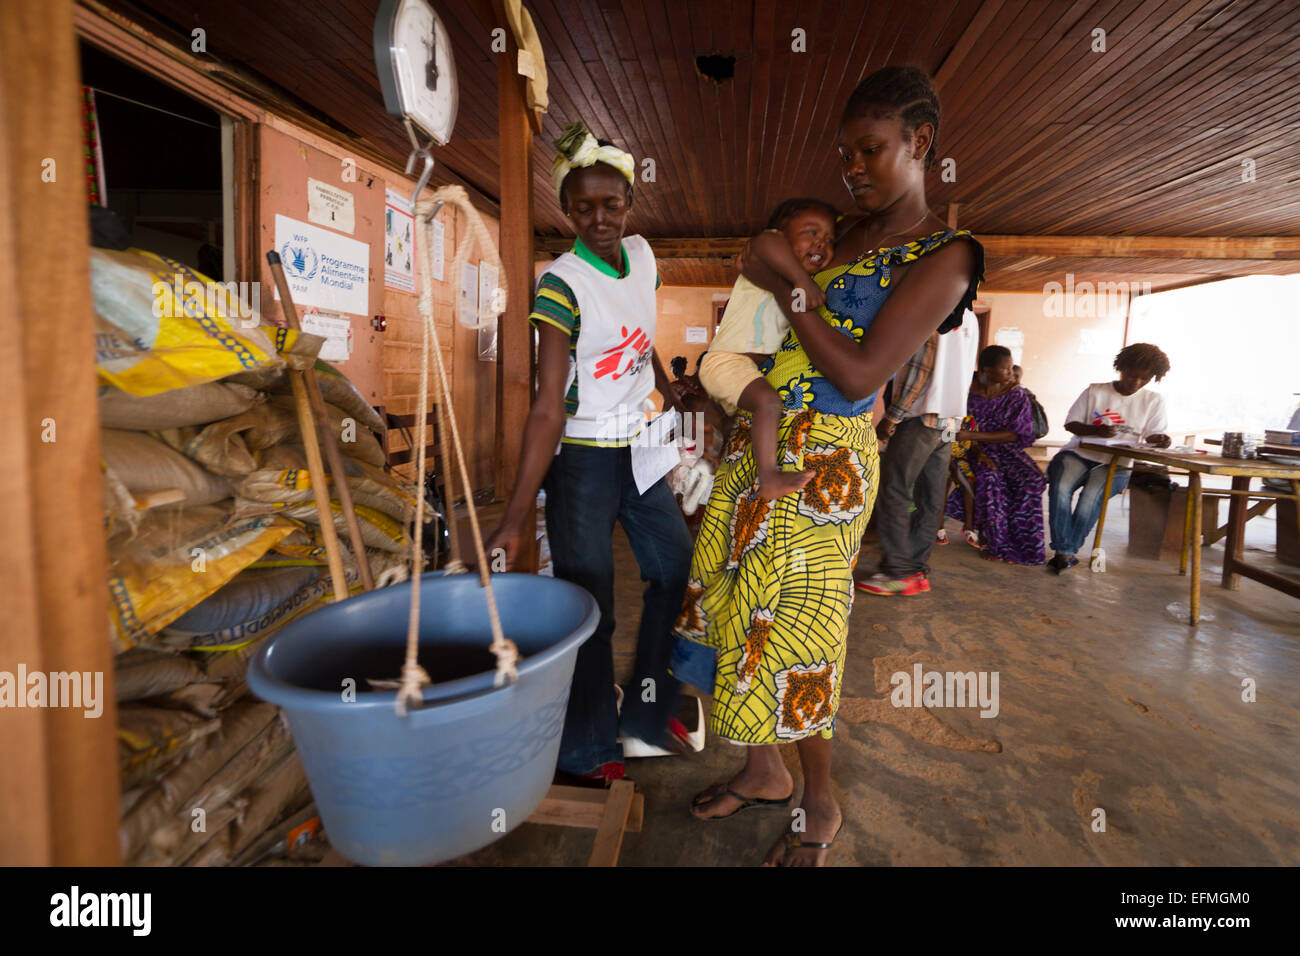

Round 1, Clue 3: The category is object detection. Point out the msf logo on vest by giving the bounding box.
[594,326,651,380]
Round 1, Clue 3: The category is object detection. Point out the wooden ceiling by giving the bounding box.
[94,0,1300,290]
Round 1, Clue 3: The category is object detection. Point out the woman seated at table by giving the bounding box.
[944,345,1046,564]
[1046,342,1172,574]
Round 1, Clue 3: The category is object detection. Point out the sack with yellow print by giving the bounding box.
[107,504,298,652]
[90,247,321,396]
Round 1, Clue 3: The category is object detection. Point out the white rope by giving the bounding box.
[392,186,518,716]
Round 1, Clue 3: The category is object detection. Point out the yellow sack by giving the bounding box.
[90,247,320,396]
[107,504,297,651]
[234,444,417,522]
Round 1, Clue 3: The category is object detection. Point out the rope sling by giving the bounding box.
[374,185,519,716]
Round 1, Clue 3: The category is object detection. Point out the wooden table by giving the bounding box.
[1078,442,1300,624]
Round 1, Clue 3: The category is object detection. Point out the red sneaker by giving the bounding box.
[855,572,930,596]
[576,761,626,786]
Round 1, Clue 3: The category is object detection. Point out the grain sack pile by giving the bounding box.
[96,249,415,865]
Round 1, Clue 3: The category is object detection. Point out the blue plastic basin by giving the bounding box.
[246,572,598,865]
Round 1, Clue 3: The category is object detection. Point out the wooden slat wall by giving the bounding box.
[96,0,1299,292]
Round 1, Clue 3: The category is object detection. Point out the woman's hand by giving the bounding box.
[483,520,527,573]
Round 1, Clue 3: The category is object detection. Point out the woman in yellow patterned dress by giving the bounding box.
[677,67,984,865]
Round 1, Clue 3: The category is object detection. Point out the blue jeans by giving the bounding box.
[1047,450,1131,556]
[543,442,693,775]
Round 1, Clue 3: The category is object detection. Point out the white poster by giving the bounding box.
[459,262,479,328]
[994,326,1024,365]
[300,309,353,362]
[307,178,355,234]
[478,260,499,362]
[431,217,445,282]
[383,189,416,293]
[685,325,709,344]
[274,215,369,315]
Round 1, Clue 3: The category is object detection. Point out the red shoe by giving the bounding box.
[577,761,625,786]
[855,572,930,596]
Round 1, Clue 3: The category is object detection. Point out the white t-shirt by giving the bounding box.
[1062,382,1169,466]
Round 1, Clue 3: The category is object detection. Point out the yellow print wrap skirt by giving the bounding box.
[675,408,878,744]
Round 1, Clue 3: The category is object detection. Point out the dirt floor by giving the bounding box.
[460,496,1300,867]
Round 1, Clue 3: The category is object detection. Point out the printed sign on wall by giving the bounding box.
[307,178,356,233]
[384,189,416,292]
[274,214,369,315]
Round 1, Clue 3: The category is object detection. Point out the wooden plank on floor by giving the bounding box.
[526,784,644,832]
[587,779,637,868]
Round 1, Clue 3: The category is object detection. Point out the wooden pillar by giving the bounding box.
[0,0,121,864]
[492,0,537,570]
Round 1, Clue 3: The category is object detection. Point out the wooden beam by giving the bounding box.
[980,235,1300,260]
[492,0,537,570]
[0,0,120,865]
[538,235,1300,261]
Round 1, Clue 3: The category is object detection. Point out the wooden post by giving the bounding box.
[1221,475,1250,590]
[492,0,537,571]
[0,0,121,864]
[1189,472,1203,624]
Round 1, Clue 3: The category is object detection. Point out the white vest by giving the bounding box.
[908,308,980,422]
[541,235,659,444]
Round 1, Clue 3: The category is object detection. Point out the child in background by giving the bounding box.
[698,199,837,499]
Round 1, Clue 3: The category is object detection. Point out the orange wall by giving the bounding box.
[977,291,1129,441]
[655,284,728,374]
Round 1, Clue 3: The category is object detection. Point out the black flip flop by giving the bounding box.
[691,786,792,819]
[773,821,845,864]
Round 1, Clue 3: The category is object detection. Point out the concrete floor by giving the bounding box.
[462,498,1300,866]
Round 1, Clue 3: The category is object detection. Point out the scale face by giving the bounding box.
[374,0,458,146]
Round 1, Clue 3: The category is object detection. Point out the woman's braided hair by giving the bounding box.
[842,66,941,170]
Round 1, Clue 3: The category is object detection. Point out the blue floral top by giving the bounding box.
[759,228,984,417]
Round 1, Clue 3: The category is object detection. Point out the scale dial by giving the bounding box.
[374,0,458,145]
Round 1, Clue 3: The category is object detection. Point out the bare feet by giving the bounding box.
[761,795,843,866]
[691,764,794,820]
[757,467,812,501]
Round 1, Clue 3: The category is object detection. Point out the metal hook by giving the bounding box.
[404,117,437,210]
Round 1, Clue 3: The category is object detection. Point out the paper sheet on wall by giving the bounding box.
[478,260,498,361]
[631,409,682,495]
[994,326,1024,365]
[685,326,709,343]
[459,262,479,327]
[300,309,352,362]
[430,218,445,282]
[383,189,416,292]
[307,178,355,233]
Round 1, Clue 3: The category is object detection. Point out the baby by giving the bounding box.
[698,198,836,498]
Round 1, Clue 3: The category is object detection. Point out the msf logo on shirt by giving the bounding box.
[1093,409,1137,436]
[595,326,651,380]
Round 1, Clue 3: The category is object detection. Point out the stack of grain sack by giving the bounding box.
[95,247,417,865]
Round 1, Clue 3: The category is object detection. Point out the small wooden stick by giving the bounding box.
[266,252,375,593]
[265,253,351,601]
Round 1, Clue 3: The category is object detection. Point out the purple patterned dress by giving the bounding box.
[944,387,1046,565]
